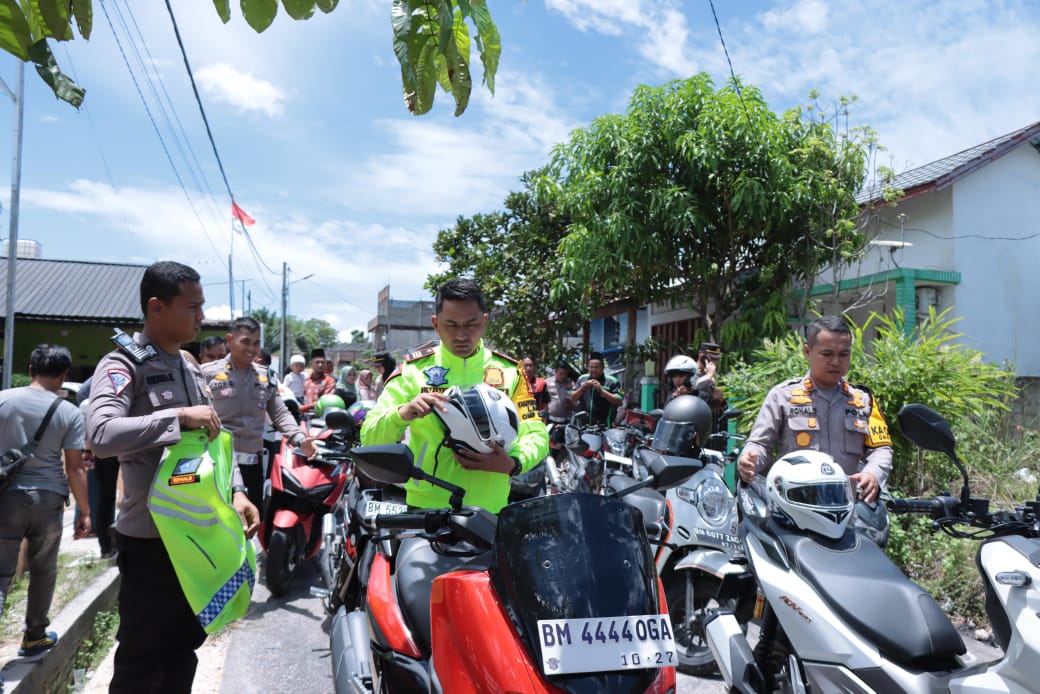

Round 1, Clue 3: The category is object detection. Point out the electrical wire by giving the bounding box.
[117,0,226,226]
[879,217,1040,242]
[163,0,283,281]
[98,0,226,263]
[707,0,751,123]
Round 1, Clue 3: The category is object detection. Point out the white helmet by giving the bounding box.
[434,383,519,454]
[664,354,698,375]
[766,450,854,540]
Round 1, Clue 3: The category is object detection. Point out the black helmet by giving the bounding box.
[652,395,713,457]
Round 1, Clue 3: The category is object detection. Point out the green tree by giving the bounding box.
[350,329,366,344]
[249,306,337,357]
[0,0,500,115]
[426,169,582,363]
[542,74,881,352]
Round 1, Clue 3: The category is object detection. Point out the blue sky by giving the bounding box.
[1,0,1038,342]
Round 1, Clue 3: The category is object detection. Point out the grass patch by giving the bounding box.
[66,609,119,690]
[1,552,110,643]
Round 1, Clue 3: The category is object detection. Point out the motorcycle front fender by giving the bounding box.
[674,547,747,580]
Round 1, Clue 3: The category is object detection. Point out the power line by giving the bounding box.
[98,0,226,262]
[163,0,282,281]
[116,0,226,226]
[879,217,1040,242]
[707,0,752,123]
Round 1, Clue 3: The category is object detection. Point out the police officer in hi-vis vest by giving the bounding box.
[738,315,893,503]
[201,315,317,513]
[88,261,260,693]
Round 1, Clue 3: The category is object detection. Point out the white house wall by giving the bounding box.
[950,143,1040,375]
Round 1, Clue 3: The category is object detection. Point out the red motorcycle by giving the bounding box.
[261,409,352,596]
[330,442,701,693]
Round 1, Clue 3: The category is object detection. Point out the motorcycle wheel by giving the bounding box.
[666,572,733,675]
[266,526,302,597]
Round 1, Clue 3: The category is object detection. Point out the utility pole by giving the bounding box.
[280,262,288,375]
[227,254,234,318]
[2,61,24,390]
[240,279,246,317]
[247,289,251,315]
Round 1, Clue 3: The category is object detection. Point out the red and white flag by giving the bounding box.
[232,201,255,229]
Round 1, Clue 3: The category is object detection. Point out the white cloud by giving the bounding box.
[340,70,580,218]
[761,0,829,35]
[195,63,286,117]
[544,0,694,75]
[19,179,438,336]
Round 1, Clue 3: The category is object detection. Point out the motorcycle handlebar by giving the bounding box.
[886,497,951,517]
[374,513,429,530]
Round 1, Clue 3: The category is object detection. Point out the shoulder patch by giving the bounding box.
[491,348,518,364]
[107,368,132,396]
[404,347,435,363]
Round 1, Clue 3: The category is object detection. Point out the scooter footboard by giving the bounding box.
[704,612,765,694]
[331,607,374,694]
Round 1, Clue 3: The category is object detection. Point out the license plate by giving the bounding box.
[537,615,676,675]
[363,500,408,519]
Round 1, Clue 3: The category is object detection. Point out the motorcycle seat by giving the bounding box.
[772,521,965,668]
[608,476,667,526]
[393,536,491,654]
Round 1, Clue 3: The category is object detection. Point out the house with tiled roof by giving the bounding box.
[0,257,228,380]
[813,120,1040,420]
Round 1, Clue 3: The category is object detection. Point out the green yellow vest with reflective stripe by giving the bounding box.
[148,429,256,633]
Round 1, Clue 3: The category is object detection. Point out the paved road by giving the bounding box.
[219,553,335,693]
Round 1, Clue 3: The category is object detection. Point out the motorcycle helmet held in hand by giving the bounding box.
[766,450,854,540]
[651,395,713,457]
[664,354,698,376]
[315,394,346,418]
[435,383,519,454]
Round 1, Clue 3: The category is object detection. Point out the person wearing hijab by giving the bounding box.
[357,369,378,401]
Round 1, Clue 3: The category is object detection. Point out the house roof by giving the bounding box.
[858,120,1040,204]
[0,257,147,323]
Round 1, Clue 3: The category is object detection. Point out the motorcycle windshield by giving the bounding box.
[490,494,660,693]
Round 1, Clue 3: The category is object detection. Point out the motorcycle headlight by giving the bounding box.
[603,429,627,456]
[698,477,732,526]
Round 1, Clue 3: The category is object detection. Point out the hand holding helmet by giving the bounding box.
[397,391,449,422]
[434,383,521,474]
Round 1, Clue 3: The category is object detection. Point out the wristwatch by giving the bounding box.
[508,456,523,477]
[232,485,248,495]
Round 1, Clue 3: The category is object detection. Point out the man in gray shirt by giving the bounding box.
[0,344,90,658]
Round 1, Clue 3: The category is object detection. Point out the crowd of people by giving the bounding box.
[0,257,894,692]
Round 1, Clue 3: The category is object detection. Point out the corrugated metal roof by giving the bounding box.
[859,120,1040,204]
[0,257,147,322]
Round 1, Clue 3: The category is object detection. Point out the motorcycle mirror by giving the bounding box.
[640,449,702,489]
[322,408,352,431]
[897,403,971,508]
[349,443,415,484]
[897,404,956,456]
[722,407,743,420]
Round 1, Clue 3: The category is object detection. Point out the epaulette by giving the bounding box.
[491,348,518,364]
[404,346,436,363]
[850,382,874,395]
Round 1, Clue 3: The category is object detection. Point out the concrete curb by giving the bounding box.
[4,566,120,693]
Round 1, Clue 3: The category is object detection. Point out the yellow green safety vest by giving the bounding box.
[148,429,256,633]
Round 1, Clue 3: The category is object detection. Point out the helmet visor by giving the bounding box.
[786,481,851,508]
[459,388,492,440]
[651,420,696,455]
